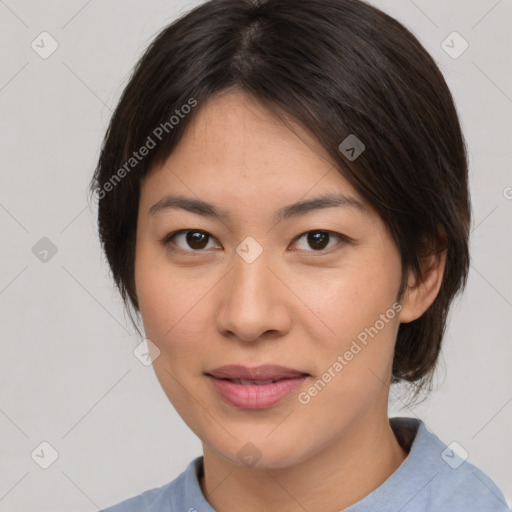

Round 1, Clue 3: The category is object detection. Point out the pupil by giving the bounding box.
[308,231,329,250]
[187,231,208,249]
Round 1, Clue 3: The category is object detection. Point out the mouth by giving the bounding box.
[205,364,309,381]
[205,365,310,409]
[218,378,291,385]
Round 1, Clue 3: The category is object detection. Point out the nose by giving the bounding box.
[215,248,292,343]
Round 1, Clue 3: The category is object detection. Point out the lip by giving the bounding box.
[205,365,309,409]
[206,364,308,380]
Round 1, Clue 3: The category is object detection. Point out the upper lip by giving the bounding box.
[206,365,309,380]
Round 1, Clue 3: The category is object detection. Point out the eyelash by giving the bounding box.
[159,229,350,255]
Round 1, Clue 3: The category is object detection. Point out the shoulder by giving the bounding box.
[390,417,510,511]
[99,457,203,512]
[99,480,174,512]
[427,452,510,511]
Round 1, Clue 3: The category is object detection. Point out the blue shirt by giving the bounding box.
[100,417,510,511]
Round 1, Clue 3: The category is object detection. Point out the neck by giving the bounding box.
[199,413,409,512]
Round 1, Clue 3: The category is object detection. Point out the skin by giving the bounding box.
[134,88,446,512]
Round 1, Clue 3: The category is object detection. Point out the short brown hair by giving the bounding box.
[90,0,470,403]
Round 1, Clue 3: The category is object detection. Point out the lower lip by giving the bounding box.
[207,375,308,409]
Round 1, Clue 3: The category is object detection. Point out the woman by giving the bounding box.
[91,0,509,510]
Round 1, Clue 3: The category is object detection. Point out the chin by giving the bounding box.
[208,433,313,470]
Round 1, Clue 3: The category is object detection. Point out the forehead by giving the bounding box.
[168,90,336,178]
[140,90,367,218]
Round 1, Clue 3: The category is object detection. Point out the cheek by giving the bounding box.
[298,259,400,339]
[137,274,203,349]
[293,253,402,392]
[297,281,400,416]
[135,248,214,361]
[135,258,210,414]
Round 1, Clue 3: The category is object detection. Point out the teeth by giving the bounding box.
[233,379,276,385]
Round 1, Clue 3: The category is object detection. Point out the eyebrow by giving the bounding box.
[148,192,367,222]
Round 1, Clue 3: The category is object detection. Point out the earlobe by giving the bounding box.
[398,249,447,324]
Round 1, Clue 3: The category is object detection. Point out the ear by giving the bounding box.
[398,248,447,324]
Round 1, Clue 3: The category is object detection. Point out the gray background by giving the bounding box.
[0,0,510,510]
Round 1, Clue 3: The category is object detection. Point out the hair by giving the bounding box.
[89,0,470,405]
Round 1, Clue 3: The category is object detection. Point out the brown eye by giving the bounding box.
[292,230,346,252]
[164,230,220,251]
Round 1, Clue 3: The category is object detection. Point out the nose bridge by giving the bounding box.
[230,233,275,292]
[216,239,289,341]
[235,247,270,293]
[228,242,275,310]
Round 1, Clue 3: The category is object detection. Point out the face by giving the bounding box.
[134,90,406,469]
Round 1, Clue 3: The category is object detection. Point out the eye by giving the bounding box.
[161,229,348,254]
[161,230,220,252]
[291,230,347,253]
